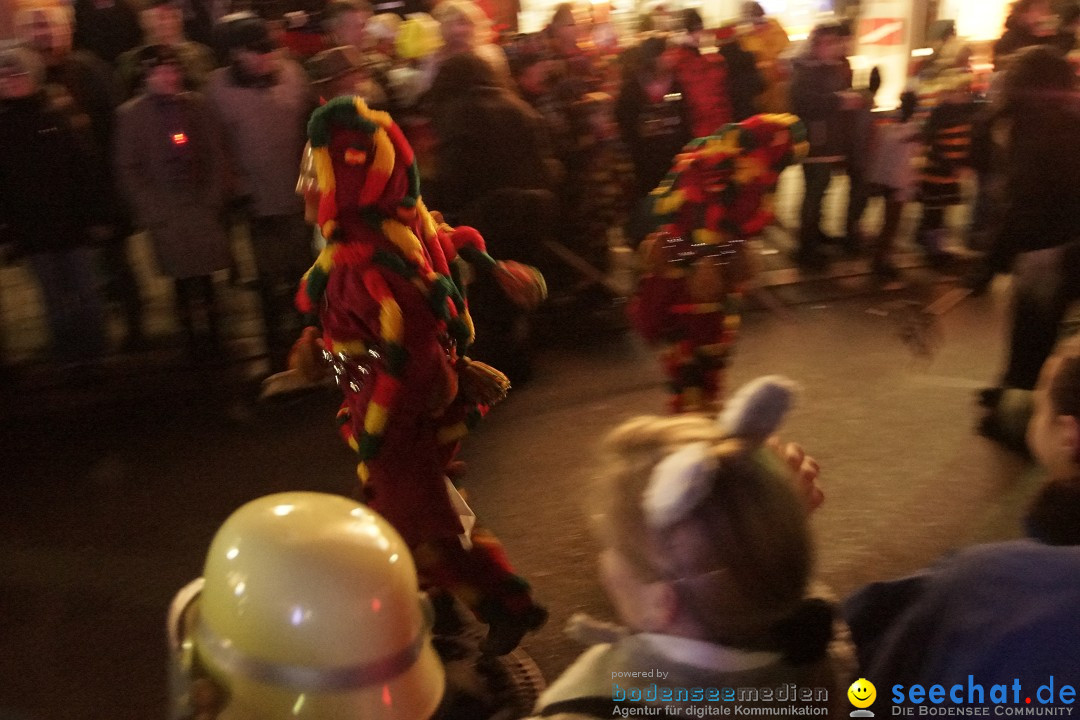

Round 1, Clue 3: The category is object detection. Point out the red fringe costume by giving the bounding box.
[631,114,808,414]
[294,97,546,648]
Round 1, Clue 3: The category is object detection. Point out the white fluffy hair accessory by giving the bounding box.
[642,375,799,529]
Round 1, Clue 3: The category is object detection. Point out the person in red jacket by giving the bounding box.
[670,8,731,139]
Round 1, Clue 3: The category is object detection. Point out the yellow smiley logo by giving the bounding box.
[848,678,877,708]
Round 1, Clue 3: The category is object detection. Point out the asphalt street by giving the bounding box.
[0,269,1048,720]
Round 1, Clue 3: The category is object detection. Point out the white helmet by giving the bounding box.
[169,492,445,720]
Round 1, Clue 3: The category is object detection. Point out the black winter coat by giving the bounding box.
[0,93,108,255]
[789,56,851,160]
[989,102,1080,269]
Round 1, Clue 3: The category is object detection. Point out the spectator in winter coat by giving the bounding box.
[670,8,731,139]
[716,22,764,122]
[615,36,691,209]
[789,21,863,270]
[72,0,143,64]
[14,1,146,349]
[978,47,1080,398]
[738,1,790,114]
[206,13,314,371]
[115,45,229,361]
[426,51,558,232]
[0,46,108,365]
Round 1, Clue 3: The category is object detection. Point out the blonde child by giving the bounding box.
[529,377,852,719]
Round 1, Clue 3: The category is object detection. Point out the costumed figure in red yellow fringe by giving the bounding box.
[290,96,548,655]
[632,114,808,414]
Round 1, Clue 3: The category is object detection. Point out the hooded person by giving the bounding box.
[632,114,808,414]
[288,96,548,656]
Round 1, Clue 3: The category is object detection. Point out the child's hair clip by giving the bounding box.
[719,375,799,441]
[643,442,717,529]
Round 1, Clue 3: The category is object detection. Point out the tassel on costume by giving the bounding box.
[458,358,511,407]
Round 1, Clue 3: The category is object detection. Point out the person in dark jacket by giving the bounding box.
[1053,2,1080,55]
[206,12,314,372]
[977,47,1080,401]
[615,35,691,208]
[993,0,1055,69]
[789,21,863,269]
[914,70,978,267]
[0,46,108,365]
[426,52,557,228]
[14,2,147,349]
[425,51,559,381]
[116,0,217,99]
[716,22,764,122]
[846,339,1080,683]
[72,0,143,64]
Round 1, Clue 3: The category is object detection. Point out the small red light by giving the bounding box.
[171,132,188,146]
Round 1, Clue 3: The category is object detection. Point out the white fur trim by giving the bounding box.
[643,442,716,529]
[719,375,799,439]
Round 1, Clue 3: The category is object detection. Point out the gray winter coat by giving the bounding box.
[205,61,312,218]
[115,91,229,278]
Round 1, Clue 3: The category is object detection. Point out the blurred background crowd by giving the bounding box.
[1,0,1079,384]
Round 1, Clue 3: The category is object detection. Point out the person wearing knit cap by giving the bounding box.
[115,44,230,363]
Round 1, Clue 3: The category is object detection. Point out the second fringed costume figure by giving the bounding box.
[291,97,548,655]
[632,114,808,414]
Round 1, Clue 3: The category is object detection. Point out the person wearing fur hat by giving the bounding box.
[632,115,808,414]
[115,44,229,362]
[289,97,548,655]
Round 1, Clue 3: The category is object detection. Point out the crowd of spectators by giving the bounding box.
[1,0,1079,378]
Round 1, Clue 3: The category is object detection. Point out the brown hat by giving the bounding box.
[306,45,367,85]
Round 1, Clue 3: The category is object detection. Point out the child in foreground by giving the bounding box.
[528,377,853,719]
